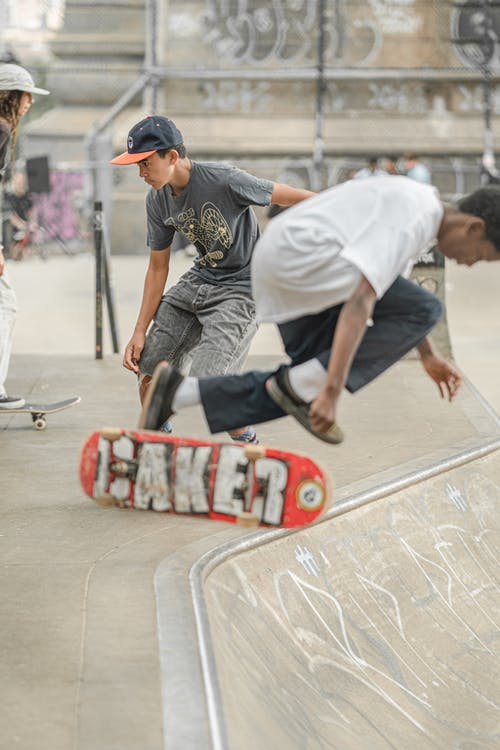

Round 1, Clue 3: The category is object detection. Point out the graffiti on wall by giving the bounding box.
[367,0,423,35]
[457,82,500,113]
[452,0,500,72]
[367,82,428,113]
[201,0,320,64]
[199,80,274,113]
[200,0,427,68]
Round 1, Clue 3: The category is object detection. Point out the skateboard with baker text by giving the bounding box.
[79,428,332,528]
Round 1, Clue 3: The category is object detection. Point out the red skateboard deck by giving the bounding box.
[79,428,332,528]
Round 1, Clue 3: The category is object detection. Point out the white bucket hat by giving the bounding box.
[0,63,50,95]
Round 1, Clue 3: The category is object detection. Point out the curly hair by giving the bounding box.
[0,90,24,159]
[458,185,500,252]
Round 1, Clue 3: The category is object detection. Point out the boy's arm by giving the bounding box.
[309,276,377,433]
[123,248,171,373]
[270,182,315,207]
[417,337,462,401]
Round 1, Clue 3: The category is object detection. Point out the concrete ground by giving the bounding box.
[1,250,499,750]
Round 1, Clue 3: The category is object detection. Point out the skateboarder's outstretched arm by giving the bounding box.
[123,247,171,373]
[270,183,315,207]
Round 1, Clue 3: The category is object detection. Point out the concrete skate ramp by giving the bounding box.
[153,372,498,750]
[197,435,500,750]
[148,256,500,750]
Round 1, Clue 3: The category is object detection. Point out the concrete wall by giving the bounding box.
[21,0,500,251]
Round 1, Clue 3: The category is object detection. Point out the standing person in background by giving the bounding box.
[111,115,314,442]
[354,156,387,179]
[381,155,400,176]
[0,63,49,409]
[404,153,432,184]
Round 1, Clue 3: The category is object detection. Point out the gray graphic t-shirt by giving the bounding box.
[146,161,274,291]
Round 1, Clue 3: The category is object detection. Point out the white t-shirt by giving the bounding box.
[251,176,443,323]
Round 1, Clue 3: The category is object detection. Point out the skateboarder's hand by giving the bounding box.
[123,332,145,373]
[421,354,462,402]
[309,389,339,434]
[0,246,4,276]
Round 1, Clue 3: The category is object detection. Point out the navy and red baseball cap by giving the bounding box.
[111,115,183,165]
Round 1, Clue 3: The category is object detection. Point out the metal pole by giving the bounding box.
[479,0,498,184]
[312,0,327,192]
[144,0,160,112]
[102,217,120,354]
[481,65,496,183]
[94,201,104,360]
[333,0,344,60]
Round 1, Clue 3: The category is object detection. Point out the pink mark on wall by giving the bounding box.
[32,170,86,241]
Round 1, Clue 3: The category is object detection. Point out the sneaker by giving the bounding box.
[160,420,173,434]
[138,361,184,431]
[0,395,25,409]
[231,427,259,444]
[265,368,344,445]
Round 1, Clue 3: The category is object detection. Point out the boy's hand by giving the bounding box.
[123,331,146,373]
[421,353,462,401]
[309,387,339,433]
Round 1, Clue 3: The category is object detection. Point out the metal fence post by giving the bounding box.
[93,201,104,360]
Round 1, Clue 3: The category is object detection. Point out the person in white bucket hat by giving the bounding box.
[0,63,50,97]
[0,63,49,409]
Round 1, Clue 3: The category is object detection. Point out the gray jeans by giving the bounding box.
[139,273,258,378]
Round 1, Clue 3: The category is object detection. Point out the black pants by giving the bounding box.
[198,275,443,433]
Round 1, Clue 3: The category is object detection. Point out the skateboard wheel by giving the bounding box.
[95,493,117,507]
[101,427,123,442]
[243,444,266,461]
[34,418,46,431]
[237,511,260,528]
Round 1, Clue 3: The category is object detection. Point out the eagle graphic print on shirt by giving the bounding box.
[167,203,232,267]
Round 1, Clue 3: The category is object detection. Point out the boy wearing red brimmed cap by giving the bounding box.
[112,114,314,442]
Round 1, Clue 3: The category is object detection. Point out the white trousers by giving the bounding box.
[0,266,17,397]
